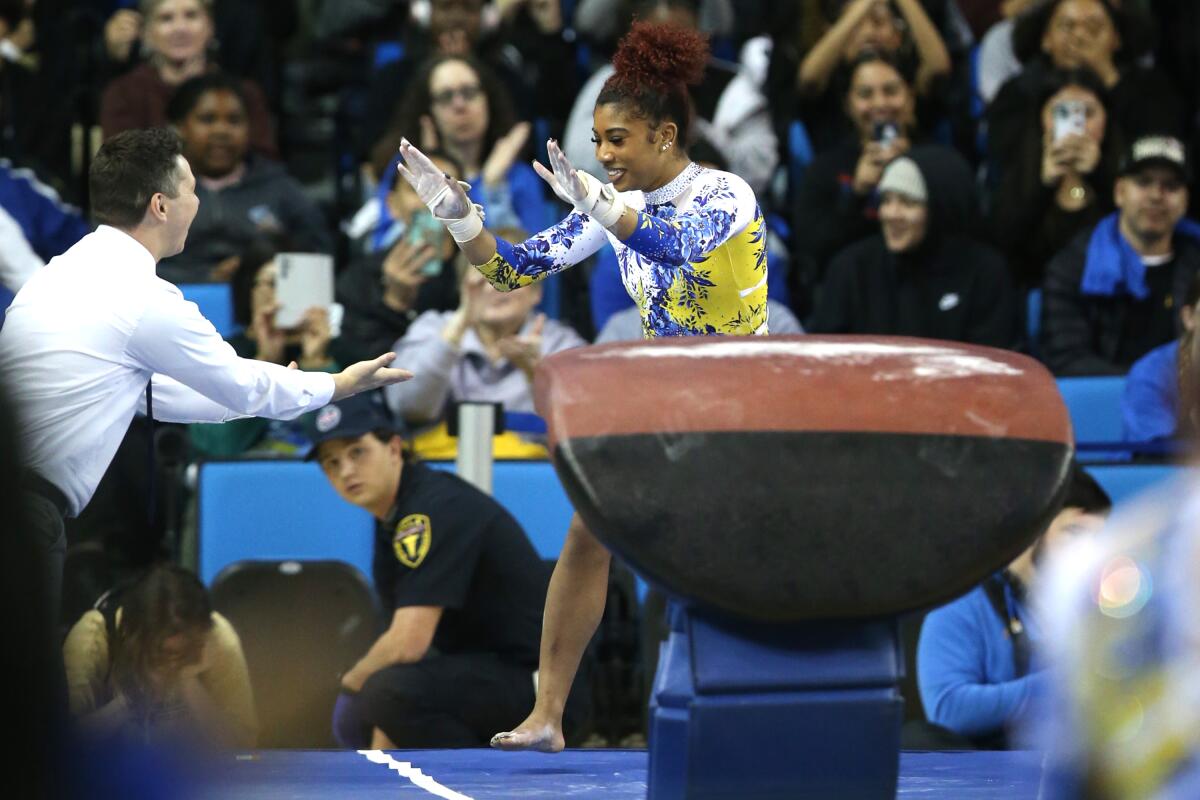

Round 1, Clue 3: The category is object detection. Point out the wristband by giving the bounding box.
[440,212,484,243]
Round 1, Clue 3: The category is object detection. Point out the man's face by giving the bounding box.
[462,266,541,329]
[317,433,402,511]
[879,191,929,253]
[1116,166,1188,244]
[161,156,200,257]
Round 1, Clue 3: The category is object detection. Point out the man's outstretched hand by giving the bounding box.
[331,353,413,401]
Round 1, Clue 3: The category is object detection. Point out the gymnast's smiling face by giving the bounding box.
[591,102,682,194]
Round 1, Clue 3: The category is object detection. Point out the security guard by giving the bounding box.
[303,391,587,748]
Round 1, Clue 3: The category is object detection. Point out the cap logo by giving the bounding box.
[316,405,342,433]
[1133,137,1185,166]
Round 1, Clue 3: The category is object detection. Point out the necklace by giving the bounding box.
[643,162,704,206]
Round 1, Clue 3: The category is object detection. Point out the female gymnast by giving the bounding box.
[396,19,768,751]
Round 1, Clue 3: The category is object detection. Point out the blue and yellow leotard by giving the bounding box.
[478,163,769,337]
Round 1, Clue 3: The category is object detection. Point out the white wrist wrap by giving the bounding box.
[574,171,626,228]
[440,211,484,243]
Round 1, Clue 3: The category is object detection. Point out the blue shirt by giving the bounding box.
[917,582,1047,739]
[1122,340,1179,442]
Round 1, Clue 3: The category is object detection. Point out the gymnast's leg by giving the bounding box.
[491,513,609,752]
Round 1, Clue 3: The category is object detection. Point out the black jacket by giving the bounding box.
[810,146,1018,348]
[1039,229,1200,375]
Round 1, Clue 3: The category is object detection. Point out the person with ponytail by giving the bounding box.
[393,20,769,752]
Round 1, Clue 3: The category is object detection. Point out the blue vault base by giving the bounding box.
[648,606,904,800]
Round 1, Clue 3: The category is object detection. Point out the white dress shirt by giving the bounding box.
[0,225,334,515]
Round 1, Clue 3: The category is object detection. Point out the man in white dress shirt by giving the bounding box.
[0,127,413,636]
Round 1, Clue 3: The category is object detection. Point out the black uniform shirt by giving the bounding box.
[372,461,547,667]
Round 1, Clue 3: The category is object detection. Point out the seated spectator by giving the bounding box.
[1120,271,1200,444]
[372,54,551,238]
[386,231,586,428]
[809,146,1018,348]
[358,0,574,167]
[189,243,339,458]
[1037,369,1200,798]
[307,391,588,748]
[157,73,332,285]
[337,151,463,367]
[792,51,921,293]
[791,0,951,154]
[100,0,284,104]
[1040,135,1200,376]
[99,0,277,159]
[988,0,1183,188]
[0,159,90,294]
[917,463,1110,748]
[990,67,1119,289]
[563,0,777,196]
[62,563,257,747]
[596,299,803,343]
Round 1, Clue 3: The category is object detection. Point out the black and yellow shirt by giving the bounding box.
[372,461,548,667]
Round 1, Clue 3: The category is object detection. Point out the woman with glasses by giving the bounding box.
[372,54,552,238]
[395,20,769,753]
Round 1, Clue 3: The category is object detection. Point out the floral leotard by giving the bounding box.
[478,163,769,337]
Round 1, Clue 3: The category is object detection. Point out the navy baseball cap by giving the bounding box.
[301,391,403,459]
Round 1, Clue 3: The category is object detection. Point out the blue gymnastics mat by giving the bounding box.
[199,748,1044,799]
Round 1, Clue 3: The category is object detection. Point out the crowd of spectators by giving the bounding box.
[6,0,1200,759]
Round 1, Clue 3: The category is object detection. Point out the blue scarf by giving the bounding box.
[1082,213,1200,298]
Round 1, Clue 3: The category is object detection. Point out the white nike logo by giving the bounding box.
[939,293,960,311]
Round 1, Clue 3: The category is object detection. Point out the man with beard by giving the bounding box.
[1041,134,1200,375]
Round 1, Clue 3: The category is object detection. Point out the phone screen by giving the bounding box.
[406,211,444,277]
[1052,101,1087,142]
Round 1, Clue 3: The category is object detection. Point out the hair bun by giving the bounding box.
[611,20,709,95]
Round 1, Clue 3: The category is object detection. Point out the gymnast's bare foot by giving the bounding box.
[490,715,564,752]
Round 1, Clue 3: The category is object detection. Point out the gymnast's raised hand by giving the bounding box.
[395,138,485,242]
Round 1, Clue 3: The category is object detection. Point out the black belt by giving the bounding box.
[23,472,69,518]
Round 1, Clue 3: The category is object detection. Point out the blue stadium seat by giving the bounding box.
[198,459,577,587]
[427,460,575,558]
[1086,464,1183,507]
[198,460,374,585]
[178,282,237,338]
[1056,376,1127,446]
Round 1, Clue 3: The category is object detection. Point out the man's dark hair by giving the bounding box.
[1062,462,1112,515]
[89,128,184,230]
[166,71,250,125]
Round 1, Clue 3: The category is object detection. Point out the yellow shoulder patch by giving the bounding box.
[393,514,432,569]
